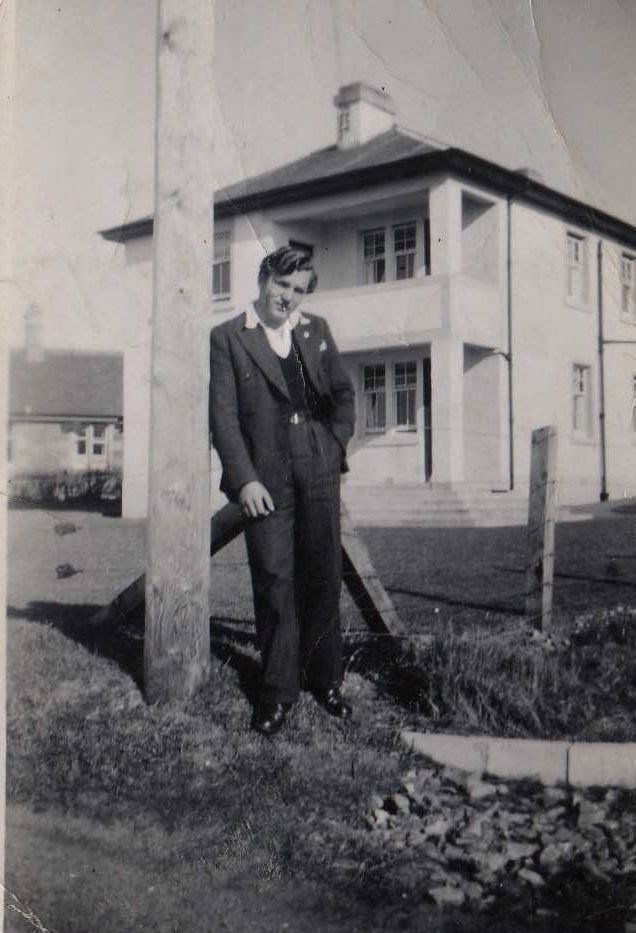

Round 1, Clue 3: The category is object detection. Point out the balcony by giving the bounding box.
[304,273,503,352]
[304,276,446,353]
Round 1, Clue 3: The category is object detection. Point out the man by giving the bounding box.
[209,246,356,736]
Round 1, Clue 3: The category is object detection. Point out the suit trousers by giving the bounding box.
[244,419,344,704]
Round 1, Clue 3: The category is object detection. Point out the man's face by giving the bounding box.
[256,268,313,329]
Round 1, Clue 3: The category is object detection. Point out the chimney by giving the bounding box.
[25,303,44,362]
[334,82,396,150]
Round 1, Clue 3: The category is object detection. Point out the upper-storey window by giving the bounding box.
[361,220,424,285]
[621,254,636,320]
[212,230,231,300]
[363,229,386,285]
[394,222,417,280]
[566,232,587,304]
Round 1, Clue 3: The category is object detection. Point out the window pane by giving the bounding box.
[394,361,417,428]
[93,443,105,455]
[566,234,586,302]
[363,230,385,259]
[77,441,86,455]
[394,222,416,280]
[213,231,231,261]
[572,365,590,435]
[93,424,106,439]
[363,364,386,432]
[213,232,231,297]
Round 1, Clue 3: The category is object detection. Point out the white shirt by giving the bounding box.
[244,304,300,359]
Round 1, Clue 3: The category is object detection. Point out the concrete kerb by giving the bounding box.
[401,731,636,788]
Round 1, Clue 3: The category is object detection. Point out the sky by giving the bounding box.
[8,0,636,347]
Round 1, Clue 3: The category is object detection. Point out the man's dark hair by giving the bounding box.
[258,246,318,294]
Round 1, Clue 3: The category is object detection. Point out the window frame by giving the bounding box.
[212,227,232,302]
[361,228,387,285]
[565,231,588,306]
[571,363,593,440]
[362,363,387,434]
[359,218,427,286]
[621,253,636,321]
[393,360,417,431]
[360,358,420,436]
[393,221,417,281]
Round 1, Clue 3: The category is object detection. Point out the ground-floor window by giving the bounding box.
[362,359,419,434]
[75,423,112,467]
[393,361,417,429]
[363,364,386,432]
[572,363,592,438]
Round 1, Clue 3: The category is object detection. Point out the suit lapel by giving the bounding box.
[293,317,323,390]
[236,319,290,400]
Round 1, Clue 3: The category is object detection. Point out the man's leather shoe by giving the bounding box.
[313,687,352,720]
[251,702,291,737]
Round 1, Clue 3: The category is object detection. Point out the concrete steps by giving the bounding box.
[341,484,587,528]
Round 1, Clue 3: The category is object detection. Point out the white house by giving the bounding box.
[101,82,636,519]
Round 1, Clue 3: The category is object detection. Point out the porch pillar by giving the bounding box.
[429,177,462,276]
[431,335,464,483]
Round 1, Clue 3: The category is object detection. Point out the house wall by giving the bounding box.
[9,421,122,475]
[599,238,636,500]
[463,346,504,484]
[509,202,636,504]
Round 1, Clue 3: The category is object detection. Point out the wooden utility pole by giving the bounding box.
[525,426,558,631]
[144,0,214,702]
[0,1,16,925]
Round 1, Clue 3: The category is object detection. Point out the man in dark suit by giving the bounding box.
[209,246,356,736]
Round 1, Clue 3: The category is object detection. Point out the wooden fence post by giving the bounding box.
[525,425,558,630]
[144,0,215,702]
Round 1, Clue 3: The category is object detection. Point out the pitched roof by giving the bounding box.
[10,349,123,419]
[216,128,437,206]
[99,127,636,249]
[101,128,437,240]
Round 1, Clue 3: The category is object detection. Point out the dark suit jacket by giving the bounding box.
[209,310,355,501]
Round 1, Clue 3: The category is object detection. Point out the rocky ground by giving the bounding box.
[366,763,636,928]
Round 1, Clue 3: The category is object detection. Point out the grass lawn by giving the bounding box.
[5,506,636,932]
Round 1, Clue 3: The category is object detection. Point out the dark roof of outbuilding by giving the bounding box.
[99,127,636,249]
[10,349,123,419]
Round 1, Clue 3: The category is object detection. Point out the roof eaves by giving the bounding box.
[444,149,636,249]
[99,147,636,250]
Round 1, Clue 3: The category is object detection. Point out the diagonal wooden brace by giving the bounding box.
[91,501,404,642]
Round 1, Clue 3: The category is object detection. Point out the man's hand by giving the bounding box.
[239,481,275,518]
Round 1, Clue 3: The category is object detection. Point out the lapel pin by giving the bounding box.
[303,330,310,339]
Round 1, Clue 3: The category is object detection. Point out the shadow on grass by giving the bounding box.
[7,602,262,705]
[208,617,260,705]
[8,601,145,687]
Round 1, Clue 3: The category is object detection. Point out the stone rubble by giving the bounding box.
[365,763,636,921]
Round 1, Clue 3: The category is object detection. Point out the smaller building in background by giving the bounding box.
[9,348,123,487]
